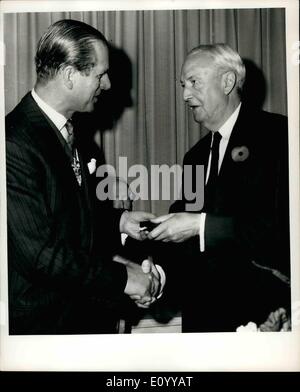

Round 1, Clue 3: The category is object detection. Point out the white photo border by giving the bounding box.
[0,0,299,371]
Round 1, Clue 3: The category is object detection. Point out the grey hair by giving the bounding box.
[188,43,246,93]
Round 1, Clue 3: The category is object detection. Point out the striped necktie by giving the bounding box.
[64,119,74,151]
[62,120,82,186]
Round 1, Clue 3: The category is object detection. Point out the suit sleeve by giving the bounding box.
[6,139,127,303]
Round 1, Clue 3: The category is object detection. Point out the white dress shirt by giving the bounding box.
[199,103,242,251]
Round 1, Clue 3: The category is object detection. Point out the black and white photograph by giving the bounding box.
[0,0,299,371]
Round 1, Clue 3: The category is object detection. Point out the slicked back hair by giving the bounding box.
[35,19,108,83]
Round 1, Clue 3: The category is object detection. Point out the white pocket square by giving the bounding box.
[87,158,97,174]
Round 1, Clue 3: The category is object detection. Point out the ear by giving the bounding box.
[222,71,236,95]
[61,65,76,89]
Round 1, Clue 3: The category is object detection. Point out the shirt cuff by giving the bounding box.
[155,264,166,299]
[199,212,206,252]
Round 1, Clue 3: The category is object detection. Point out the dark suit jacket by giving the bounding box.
[168,104,290,332]
[6,92,127,334]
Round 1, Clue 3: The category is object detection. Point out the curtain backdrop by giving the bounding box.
[4,9,287,215]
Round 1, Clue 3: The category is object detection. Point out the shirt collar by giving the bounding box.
[31,88,68,131]
[217,102,242,140]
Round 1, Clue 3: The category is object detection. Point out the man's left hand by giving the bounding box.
[147,212,201,242]
[120,211,156,240]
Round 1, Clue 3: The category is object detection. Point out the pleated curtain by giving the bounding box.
[4,9,287,214]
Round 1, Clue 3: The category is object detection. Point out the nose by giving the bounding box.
[183,85,192,102]
[100,74,111,91]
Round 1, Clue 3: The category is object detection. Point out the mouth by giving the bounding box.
[188,105,200,111]
[187,100,200,108]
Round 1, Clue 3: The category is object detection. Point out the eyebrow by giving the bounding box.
[180,75,199,85]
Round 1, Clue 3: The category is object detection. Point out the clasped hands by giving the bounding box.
[114,255,161,308]
[118,210,200,307]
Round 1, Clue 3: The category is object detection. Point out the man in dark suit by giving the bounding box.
[148,44,290,332]
[5,19,161,335]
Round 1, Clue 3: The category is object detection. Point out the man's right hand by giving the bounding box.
[113,255,160,308]
[147,212,200,242]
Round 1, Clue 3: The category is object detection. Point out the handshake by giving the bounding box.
[114,255,163,308]
[117,209,200,308]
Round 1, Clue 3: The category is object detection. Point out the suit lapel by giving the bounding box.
[20,93,81,191]
[19,93,94,250]
[218,105,251,179]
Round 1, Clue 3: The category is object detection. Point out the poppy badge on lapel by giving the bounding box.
[231,146,249,162]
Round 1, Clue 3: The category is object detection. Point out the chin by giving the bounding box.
[193,113,205,124]
[191,107,204,123]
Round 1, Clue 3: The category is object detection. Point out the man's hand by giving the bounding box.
[132,259,162,307]
[147,212,201,242]
[119,211,156,240]
[113,255,160,308]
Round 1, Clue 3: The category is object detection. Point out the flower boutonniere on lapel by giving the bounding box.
[87,158,97,175]
[231,146,250,162]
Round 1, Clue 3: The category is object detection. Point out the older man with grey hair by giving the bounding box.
[148,44,290,332]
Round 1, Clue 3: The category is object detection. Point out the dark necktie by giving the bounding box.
[204,131,222,210]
